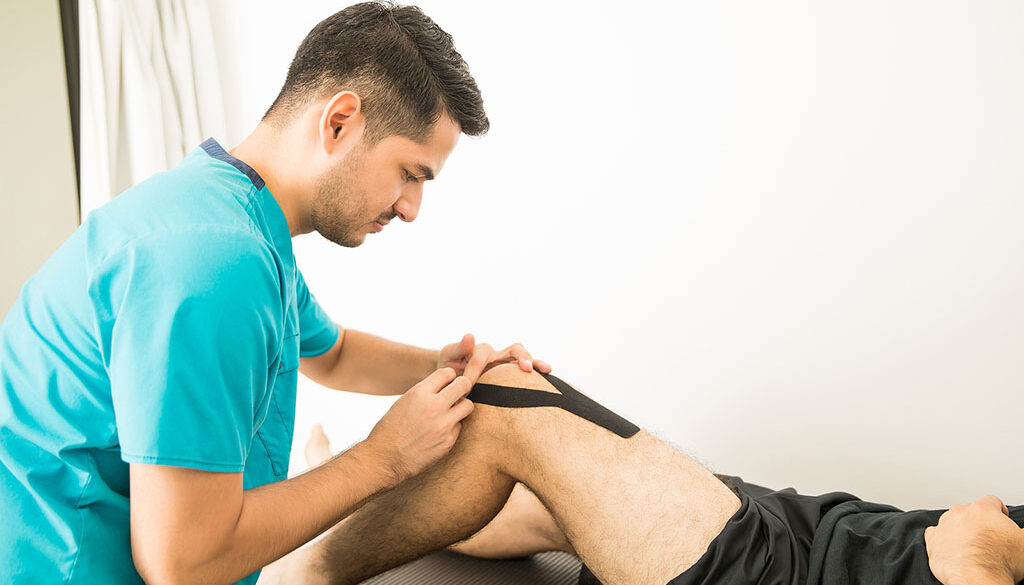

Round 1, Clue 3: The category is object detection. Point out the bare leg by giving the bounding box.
[295,364,740,585]
[449,483,574,558]
[303,423,570,559]
[257,424,567,585]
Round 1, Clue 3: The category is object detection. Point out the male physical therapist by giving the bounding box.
[0,3,546,584]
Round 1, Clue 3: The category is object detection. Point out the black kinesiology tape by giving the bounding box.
[467,372,640,439]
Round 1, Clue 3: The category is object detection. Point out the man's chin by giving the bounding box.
[318,229,366,248]
[338,236,366,248]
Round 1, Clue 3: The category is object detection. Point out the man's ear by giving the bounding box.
[318,91,364,154]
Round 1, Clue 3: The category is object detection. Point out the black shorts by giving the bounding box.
[578,474,1024,585]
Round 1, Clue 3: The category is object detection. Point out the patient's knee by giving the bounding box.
[470,364,640,439]
[477,363,557,392]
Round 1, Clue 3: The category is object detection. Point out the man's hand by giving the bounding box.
[925,495,1024,585]
[362,367,476,483]
[439,333,552,381]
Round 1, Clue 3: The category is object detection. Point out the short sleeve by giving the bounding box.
[95,228,284,472]
[295,269,338,357]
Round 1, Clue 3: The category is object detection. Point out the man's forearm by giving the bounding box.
[185,441,396,585]
[326,329,439,395]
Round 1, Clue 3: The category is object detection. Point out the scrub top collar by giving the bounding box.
[199,138,294,267]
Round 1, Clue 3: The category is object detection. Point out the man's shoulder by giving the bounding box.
[82,218,283,310]
[86,181,275,276]
[89,152,265,249]
[80,153,288,306]
[109,224,280,282]
[84,224,287,330]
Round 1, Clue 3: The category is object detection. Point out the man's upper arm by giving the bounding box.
[129,463,243,583]
[298,330,343,384]
[295,268,343,383]
[95,228,282,471]
[295,269,339,358]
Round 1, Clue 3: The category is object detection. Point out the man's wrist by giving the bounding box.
[347,438,405,490]
[413,345,441,386]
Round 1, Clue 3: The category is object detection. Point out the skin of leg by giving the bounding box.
[281,363,741,585]
[310,424,571,559]
[449,482,575,558]
[256,429,568,585]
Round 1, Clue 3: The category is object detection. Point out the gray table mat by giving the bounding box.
[359,551,582,585]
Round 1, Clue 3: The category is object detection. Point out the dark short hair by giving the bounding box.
[263,1,488,143]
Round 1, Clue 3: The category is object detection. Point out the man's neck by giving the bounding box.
[229,123,313,237]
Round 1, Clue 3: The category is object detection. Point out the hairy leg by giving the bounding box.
[306,423,570,559]
[257,426,568,585]
[290,364,740,585]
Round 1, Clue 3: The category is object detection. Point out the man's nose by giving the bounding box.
[394,184,423,223]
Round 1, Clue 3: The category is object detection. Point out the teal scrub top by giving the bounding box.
[0,138,339,585]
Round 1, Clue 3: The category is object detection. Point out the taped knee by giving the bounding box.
[467,372,640,438]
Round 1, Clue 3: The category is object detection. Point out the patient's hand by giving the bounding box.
[924,496,1024,585]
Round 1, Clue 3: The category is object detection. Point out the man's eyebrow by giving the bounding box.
[414,164,435,181]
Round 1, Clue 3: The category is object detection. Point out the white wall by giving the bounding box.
[0,2,80,316]
[208,0,1024,510]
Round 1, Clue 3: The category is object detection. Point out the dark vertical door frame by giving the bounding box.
[58,0,81,208]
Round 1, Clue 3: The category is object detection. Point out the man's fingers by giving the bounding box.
[462,353,486,384]
[458,333,475,355]
[501,343,548,373]
[471,343,540,371]
[440,375,474,406]
[450,340,549,377]
[462,345,492,383]
[450,397,475,422]
[517,356,533,372]
[503,343,533,371]
[440,334,476,369]
[419,367,458,394]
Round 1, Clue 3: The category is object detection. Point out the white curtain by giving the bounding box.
[79,0,226,220]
